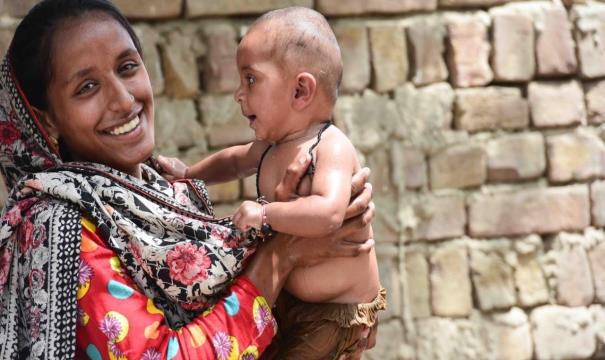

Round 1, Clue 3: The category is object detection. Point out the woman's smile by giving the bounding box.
[103,109,143,136]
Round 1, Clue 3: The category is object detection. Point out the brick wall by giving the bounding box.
[2,0,605,359]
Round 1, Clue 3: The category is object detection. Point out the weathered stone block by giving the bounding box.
[373,195,401,243]
[155,98,206,154]
[469,185,590,237]
[535,5,578,76]
[481,308,533,360]
[114,0,182,19]
[333,23,370,93]
[512,235,549,308]
[585,80,605,124]
[201,24,239,94]
[412,194,466,241]
[470,247,516,311]
[160,30,199,98]
[430,241,472,317]
[405,249,431,319]
[3,0,39,17]
[591,305,605,358]
[515,254,549,308]
[393,145,427,190]
[552,233,594,306]
[591,181,605,227]
[363,320,409,360]
[242,175,256,200]
[486,133,545,182]
[369,25,408,92]
[317,0,437,15]
[394,83,455,151]
[367,148,394,195]
[416,317,484,359]
[207,180,240,203]
[589,241,605,303]
[334,90,397,153]
[199,95,255,147]
[446,15,493,88]
[455,87,529,132]
[376,246,401,320]
[491,12,535,81]
[546,130,605,183]
[407,18,448,86]
[572,4,605,78]
[528,80,586,128]
[440,0,509,7]
[186,0,313,17]
[531,306,595,360]
[133,24,164,95]
[212,203,239,219]
[429,143,486,190]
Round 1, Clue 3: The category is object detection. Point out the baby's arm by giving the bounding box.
[158,140,269,185]
[233,130,357,237]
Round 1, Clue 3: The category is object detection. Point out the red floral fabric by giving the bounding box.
[76,218,276,360]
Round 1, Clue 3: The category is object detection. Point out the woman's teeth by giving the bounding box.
[108,116,140,136]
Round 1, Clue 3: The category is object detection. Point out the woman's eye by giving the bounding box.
[76,81,96,95]
[119,62,139,74]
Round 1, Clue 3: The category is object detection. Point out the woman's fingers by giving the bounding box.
[350,167,370,198]
[274,154,311,202]
[345,183,372,220]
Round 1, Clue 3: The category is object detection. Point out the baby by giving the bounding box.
[160,7,384,359]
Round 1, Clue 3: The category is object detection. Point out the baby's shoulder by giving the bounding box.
[316,124,356,155]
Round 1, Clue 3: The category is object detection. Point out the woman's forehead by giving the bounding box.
[50,13,136,80]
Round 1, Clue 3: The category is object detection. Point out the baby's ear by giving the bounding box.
[292,72,317,110]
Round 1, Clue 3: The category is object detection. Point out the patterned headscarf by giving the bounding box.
[0,54,255,359]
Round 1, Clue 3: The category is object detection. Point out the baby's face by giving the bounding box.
[234,29,295,143]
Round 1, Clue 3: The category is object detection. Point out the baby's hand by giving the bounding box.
[233,200,262,233]
[157,155,188,181]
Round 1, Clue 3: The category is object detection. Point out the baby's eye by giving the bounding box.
[246,75,256,87]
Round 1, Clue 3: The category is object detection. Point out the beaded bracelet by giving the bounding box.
[257,197,274,240]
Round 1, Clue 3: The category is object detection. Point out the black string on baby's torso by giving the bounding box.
[256,121,332,200]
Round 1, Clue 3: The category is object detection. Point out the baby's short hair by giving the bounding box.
[250,7,343,103]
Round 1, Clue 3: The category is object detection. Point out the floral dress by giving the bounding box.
[76,218,276,360]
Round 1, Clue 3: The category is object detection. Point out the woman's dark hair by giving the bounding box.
[9,0,142,111]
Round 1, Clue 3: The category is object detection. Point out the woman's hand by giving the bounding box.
[156,155,188,181]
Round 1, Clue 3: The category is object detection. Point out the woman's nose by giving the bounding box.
[108,79,135,113]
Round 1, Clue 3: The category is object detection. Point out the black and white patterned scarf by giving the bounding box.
[0,53,255,359]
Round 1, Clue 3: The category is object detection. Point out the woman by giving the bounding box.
[0,0,375,359]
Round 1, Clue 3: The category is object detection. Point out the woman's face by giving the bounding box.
[40,13,154,178]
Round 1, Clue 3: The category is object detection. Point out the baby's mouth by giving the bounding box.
[247,115,257,122]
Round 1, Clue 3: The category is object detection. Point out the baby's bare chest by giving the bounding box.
[257,141,317,201]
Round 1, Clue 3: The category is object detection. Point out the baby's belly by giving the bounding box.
[284,249,380,304]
